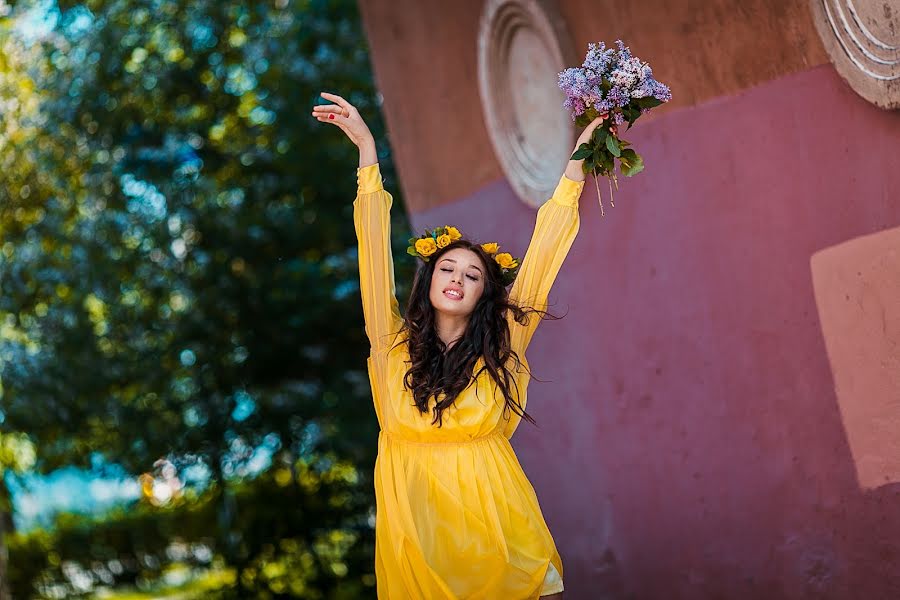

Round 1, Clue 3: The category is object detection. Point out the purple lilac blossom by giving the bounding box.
[607,86,629,108]
[558,39,671,119]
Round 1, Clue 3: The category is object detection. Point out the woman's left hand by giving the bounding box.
[565,115,607,181]
[574,114,608,148]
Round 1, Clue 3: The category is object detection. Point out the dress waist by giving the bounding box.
[380,428,505,447]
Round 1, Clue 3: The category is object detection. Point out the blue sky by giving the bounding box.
[8,468,140,531]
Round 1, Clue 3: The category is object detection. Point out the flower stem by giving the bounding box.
[593,168,605,217]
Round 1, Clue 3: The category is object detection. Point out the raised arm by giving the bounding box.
[353,163,403,352]
[313,91,402,353]
[507,174,584,355]
[507,115,604,355]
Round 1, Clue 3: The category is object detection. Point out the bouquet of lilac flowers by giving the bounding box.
[559,40,671,215]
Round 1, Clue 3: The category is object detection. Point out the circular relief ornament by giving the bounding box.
[810,0,900,109]
[478,0,576,208]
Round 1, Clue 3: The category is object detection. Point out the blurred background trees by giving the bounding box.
[0,0,411,596]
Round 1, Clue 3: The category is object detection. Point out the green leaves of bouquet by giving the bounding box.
[571,97,664,178]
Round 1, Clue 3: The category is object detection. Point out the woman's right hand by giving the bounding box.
[312,92,374,149]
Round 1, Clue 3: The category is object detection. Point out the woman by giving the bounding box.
[313,91,602,599]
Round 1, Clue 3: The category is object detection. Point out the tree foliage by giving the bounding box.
[0,0,411,596]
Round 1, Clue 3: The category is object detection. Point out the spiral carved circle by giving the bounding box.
[477,0,576,207]
[811,0,900,109]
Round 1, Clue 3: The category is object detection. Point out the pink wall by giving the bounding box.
[410,65,900,598]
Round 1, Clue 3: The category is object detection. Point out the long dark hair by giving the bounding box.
[391,239,560,427]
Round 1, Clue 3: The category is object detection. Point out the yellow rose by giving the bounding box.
[415,237,437,257]
[445,226,462,241]
[481,242,499,254]
[494,252,518,270]
[436,234,451,248]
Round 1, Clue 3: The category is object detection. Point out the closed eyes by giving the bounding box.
[440,267,479,281]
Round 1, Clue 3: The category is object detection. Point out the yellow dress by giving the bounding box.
[354,162,583,599]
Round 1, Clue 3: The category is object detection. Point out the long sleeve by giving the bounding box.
[353,163,404,353]
[507,173,584,355]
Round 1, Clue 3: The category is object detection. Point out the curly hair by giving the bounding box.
[390,239,560,428]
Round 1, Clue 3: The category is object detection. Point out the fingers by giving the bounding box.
[313,93,362,141]
[320,91,352,110]
[312,104,348,118]
[313,113,350,134]
[314,113,346,126]
[313,112,352,137]
[580,114,607,141]
[312,104,341,113]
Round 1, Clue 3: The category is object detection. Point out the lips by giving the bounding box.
[443,287,464,301]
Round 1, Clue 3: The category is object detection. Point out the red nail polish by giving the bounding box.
[329,114,335,119]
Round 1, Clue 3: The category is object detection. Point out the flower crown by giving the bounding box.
[406,225,521,286]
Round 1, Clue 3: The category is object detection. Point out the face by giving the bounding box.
[429,247,486,317]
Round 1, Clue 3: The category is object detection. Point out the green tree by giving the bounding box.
[0,0,411,595]
[0,432,36,600]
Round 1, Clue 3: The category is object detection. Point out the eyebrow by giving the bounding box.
[439,258,483,274]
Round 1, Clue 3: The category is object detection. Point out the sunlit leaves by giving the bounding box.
[0,432,37,475]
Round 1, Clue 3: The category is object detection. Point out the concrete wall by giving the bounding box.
[358,1,900,597]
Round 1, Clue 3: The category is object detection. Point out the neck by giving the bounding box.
[435,312,469,351]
